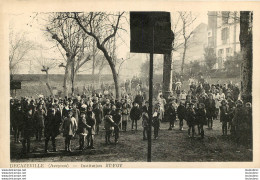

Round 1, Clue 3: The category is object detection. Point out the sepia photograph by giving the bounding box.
[7,9,254,164]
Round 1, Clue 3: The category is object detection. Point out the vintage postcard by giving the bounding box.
[0,0,259,168]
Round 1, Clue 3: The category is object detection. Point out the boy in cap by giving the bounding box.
[196,103,207,139]
[113,108,122,144]
[186,103,196,138]
[86,107,96,149]
[78,107,88,150]
[63,110,77,152]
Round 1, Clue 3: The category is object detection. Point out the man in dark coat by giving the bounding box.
[34,104,46,141]
[44,107,62,153]
[186,103,196,138]
[86,107,96,149]
[13,104,24,143]
[130,102,142,131]
[204,93,215,129]
[134,91,144,108]
[21,108,35,154]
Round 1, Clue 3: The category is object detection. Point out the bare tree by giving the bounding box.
[46,13,92,97]
[178,12,197,75]
[72,12,126,99]
[9,29,33,80]
[33,51,59,96]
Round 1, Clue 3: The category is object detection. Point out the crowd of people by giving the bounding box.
[10,76,252,155]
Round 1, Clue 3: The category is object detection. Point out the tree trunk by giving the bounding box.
[240,11,253,103]
[111,64,120,99]
[98,71,102,89]
[92,40,96,88]
[63,64,69,98]
[97,44,120,99]
[163,52,173,100]
[71,60,75,97]
[45,71,53,96]
[181,40,187,75]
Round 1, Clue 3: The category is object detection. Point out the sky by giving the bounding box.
[9,11,208,78]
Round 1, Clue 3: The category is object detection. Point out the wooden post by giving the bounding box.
[148,26,154,162]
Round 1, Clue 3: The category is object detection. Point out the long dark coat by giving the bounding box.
[186,108,196,126]
[22,113,35,138]
[220,105,229,123]
[44,111,62,137]
[130,106,142,121]
[196,108,207,125]
[205,99,216,118]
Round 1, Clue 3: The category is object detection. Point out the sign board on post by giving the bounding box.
[130,12,173,54]
[130,11,173,162]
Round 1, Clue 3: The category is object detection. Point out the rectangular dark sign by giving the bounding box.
[130,11,173,54]
[10,81,21,90]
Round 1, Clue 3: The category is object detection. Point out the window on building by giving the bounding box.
[221,27,229,44]
[208,37,213,47]
[218,49,223,56]
[222,11,230,24]
[226,48,232,56]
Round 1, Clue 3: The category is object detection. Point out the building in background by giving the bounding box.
[173,23,208,72]
[207,11,240,69]
[186,23,208,66]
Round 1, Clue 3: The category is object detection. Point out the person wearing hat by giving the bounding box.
[86,106,96,149]
[121,102,130,132]
[21,108,35,154]
[130,102,142,131]
[104,110,116,145]
[177,101,186,131]
[63,109,77,152]
[219,99,229,136]
[245,102,252,148]
[186,102,196,138]
[232,100,246,146]
[103,99,111,116]
[152,105,160,140]
[13,103,24,143]
[196,103,207,139]
[44,107,62,153]
[93,103,103,135]
[72,102,80,131]
[205,93,216,130]
[78,108,88,150]
[10,99,15,134]
[167,102,176,130]
[113,108,122,144]
[34,104,47,141]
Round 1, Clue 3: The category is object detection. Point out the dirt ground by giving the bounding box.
[10,119,252,162]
